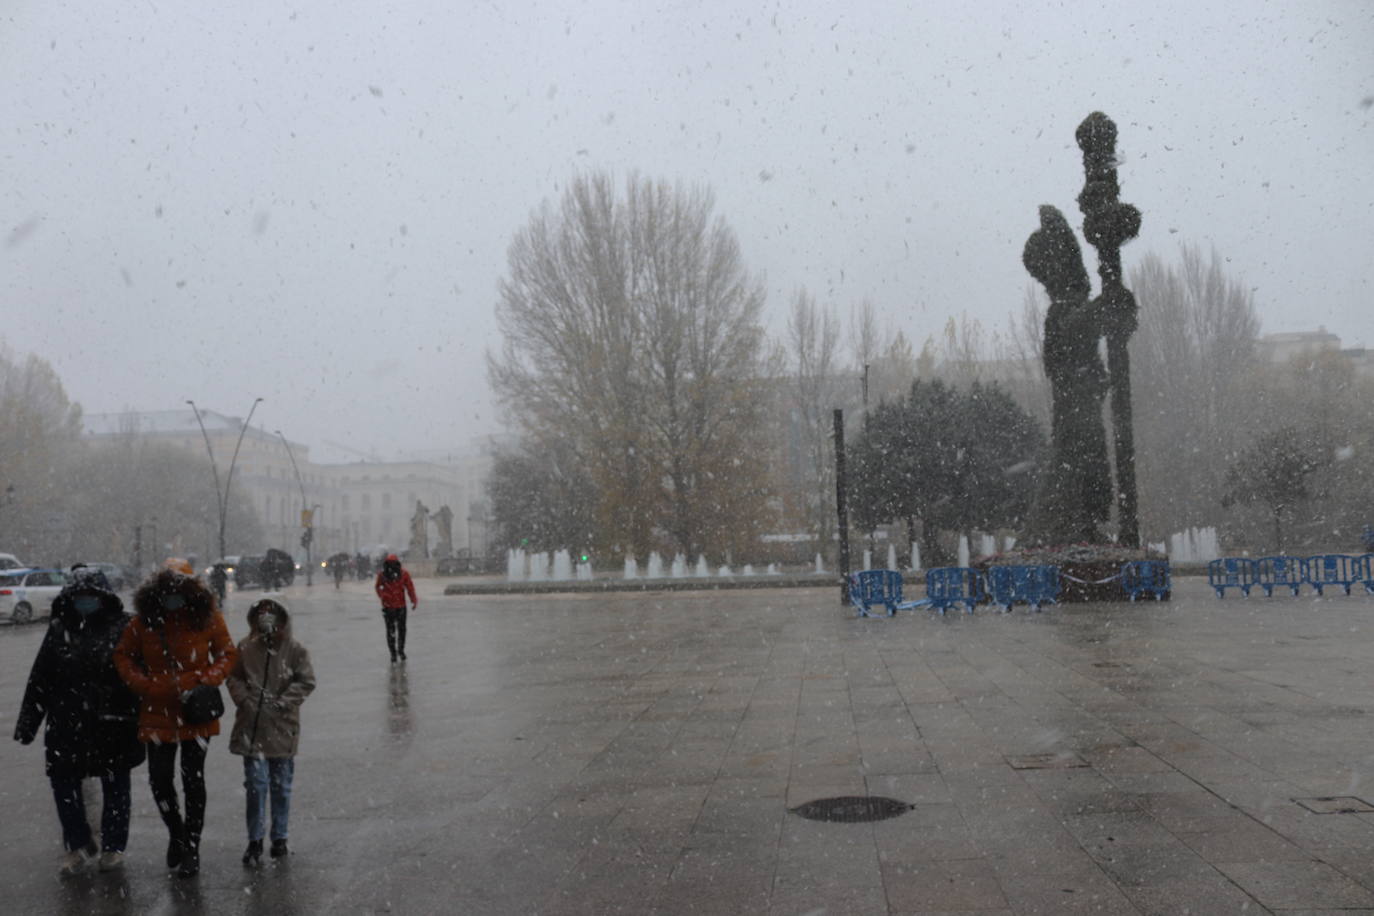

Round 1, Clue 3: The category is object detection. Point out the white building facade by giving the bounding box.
[82,409,492,564]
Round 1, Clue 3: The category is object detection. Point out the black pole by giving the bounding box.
[833,409,850,606]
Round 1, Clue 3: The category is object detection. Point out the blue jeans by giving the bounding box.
[243,757,295,842]
[51,769,132,853]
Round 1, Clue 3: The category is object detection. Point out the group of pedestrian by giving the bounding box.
[14,560,316,878]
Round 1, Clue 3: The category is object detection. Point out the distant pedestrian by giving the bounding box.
[209,563,229,604]
[114,568,237,878]
[226,599,316,866]
[13,567,145,876]
[355,552,371,581]
[374,553,417,663]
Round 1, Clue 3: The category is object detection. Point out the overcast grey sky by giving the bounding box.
[3,0,1370,463]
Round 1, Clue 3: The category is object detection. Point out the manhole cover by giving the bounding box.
[1006,752,1089,770]
[1294,796,1374,814]
[790,796,914,823]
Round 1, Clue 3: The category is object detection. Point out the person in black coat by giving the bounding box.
[14,566,146,876]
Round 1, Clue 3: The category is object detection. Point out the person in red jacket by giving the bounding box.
[373,554,417,663]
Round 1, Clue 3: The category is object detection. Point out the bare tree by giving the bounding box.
[1129,244,1259,540]
[847,301,916,407]
[0,344,83,561]
[488,172,772,559]
[786,288,841,550]
[873,330,917,405]
[849,298,879,406]
[993,288,1051,429]
[67,433,263,565]
[931,314,990,390]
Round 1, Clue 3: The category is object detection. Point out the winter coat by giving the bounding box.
[227,611,316,758]
[114,606,237,744]
[14,580,145,779]
[374,555,417,609]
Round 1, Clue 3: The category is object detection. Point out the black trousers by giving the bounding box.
[383,607,407,657]
[51,769,132,853]
[147,739,209,847]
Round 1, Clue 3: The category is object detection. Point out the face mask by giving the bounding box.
[162,594,186,612]
[72,595,103,616]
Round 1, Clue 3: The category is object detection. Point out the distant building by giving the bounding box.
[1255,327,1343,364]
[82,409,494,562]
[1256,327,1374,379]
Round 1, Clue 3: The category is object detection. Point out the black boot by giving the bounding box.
[178,833,200,878]
[242,839,263,867]
[270,838,289,859]
[165,832,184,870]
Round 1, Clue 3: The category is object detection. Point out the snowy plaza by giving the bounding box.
[6,577,1374,913]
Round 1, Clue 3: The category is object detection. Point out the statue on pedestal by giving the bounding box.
[431,505,454,558]
[408,500,430,559]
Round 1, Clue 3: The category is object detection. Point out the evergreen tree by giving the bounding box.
[849,380,1043,566]
[1221,426,1323,552]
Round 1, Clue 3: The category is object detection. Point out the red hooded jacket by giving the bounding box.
[374,555,417,610]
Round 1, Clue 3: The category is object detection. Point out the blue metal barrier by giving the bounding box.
[848,569,929,617]
[1255,556,1306,597]
[925,567,983,615]
[1361,554,1374,595]
[1121,560,1171,601]
[1305,554,1361,596]
[985,565,1060,612]
[1208,557,1256,598]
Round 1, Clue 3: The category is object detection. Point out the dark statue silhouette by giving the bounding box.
[1023,112,1141,546]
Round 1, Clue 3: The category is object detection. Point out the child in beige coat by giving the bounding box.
[226,599,316,866]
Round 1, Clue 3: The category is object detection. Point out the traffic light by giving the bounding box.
[300,529,313,548]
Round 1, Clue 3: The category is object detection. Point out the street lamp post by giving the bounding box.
[187,398,264,562]
[275,430,315,587]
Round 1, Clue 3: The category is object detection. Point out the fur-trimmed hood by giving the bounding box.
[132,568,217,631]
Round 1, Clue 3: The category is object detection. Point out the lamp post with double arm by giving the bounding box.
[275,430,316,587]
[187,397,264,563]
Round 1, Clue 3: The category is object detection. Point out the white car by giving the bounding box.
[0,553,24,572]
[0,568,67,623]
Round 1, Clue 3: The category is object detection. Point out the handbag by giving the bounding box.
[156,627,224,725]
[180,683,225,725]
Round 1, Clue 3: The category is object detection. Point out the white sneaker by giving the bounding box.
[97,851,125,872]
[59,847,94,876]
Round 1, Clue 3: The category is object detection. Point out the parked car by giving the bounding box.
[234,555,266,590]
[0,568,67,622]
[0,553,24,571]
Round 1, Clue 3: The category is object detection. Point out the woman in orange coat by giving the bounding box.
[114,567,236,878]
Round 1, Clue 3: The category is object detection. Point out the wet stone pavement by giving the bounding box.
[5,577,1374,914]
